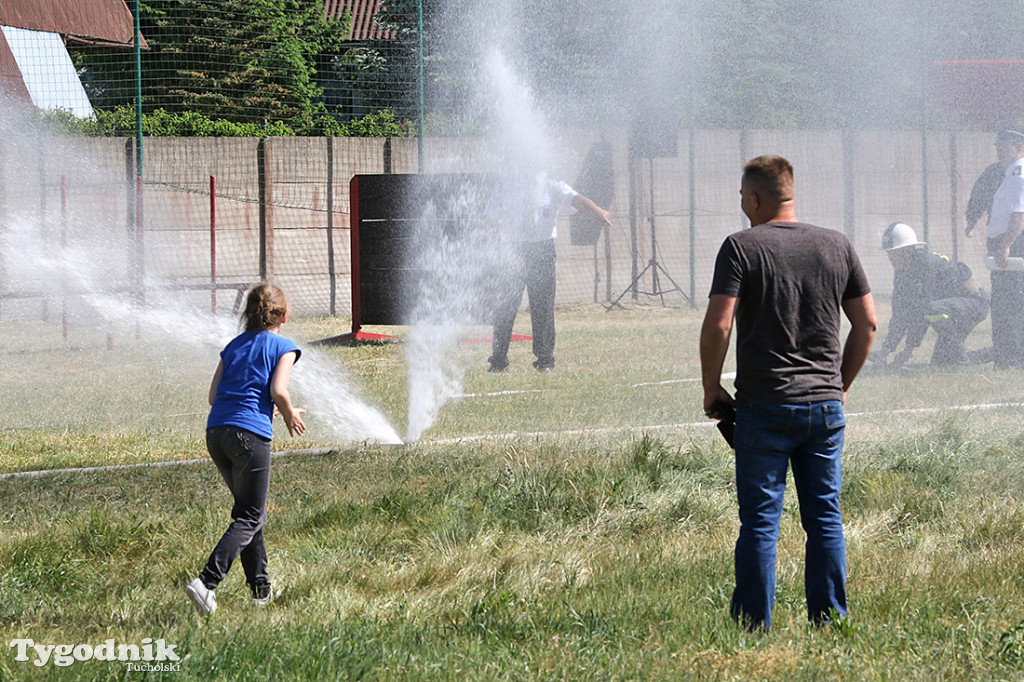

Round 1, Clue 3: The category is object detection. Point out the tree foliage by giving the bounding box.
[409,0,1024,131]
[67,0,1024,135]
[74,0,350,127]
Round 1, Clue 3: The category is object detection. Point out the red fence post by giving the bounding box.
[210,174,217,314]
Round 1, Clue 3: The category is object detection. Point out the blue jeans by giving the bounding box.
[731,401,847,631]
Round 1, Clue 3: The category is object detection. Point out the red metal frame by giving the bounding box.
[312,173,533,348]
[314,175,399,344]
[210,174,217,314]
[351,174,361,332]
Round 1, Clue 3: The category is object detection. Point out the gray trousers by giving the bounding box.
[490,238,557,369]
[990,270,1024,366]
[926,295,989,364]
[199,425,272,594]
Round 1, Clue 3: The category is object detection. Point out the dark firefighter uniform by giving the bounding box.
[882,250,989,365]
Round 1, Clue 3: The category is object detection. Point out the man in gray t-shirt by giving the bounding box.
[709,221,871,404]
[700,155,877,632]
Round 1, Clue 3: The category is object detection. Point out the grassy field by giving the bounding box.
[2,305,1024,680]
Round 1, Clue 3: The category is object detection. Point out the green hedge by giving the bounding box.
[40,107,413,138]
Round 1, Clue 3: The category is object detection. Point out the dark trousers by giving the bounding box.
[926,295,989,364]
[990,270,1024,366]
[199,425,272,594]
[490,239,557,369]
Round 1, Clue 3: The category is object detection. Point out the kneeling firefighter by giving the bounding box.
[873,222,989,367]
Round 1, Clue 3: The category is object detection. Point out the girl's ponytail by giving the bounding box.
[242,282,288,331]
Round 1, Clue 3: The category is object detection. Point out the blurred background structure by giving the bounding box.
[1,0,1023,322]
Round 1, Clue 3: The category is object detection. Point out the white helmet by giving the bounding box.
[881,222,925,251]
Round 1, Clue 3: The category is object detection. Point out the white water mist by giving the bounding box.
[1,167,402,447]
[405,323,465,442]
[403,180,497,442]
[291,350,402,445]
[401,48,562,442]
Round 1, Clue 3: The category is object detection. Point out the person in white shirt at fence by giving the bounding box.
[985,129,1024,368]
[484,172,612,373]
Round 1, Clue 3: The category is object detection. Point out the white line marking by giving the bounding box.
[455,389,545,398]
[456,372,736,397]
[0,447,348,480]
[423,401,1024,445]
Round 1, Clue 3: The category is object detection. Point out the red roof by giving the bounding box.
[322,0,394,41]
[0,0,140,46]
[0,1,141,109]
[0,36,32,103]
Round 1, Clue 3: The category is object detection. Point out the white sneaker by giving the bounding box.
[185,578,217,615]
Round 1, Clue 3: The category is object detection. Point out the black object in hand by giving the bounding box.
[710,401,736,448]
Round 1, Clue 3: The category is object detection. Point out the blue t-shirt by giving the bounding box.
[206,330,301,439]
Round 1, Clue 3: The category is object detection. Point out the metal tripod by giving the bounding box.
[607,155,689,309]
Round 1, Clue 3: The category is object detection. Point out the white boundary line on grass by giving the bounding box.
[0,447,349,481]
[455,373,735,398]
[2,399,1020,481]
[456,388,546,398]
[426,401,1024,446]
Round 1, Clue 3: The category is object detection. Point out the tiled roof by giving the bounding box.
[0,0,140,46]
[322,0,395,41]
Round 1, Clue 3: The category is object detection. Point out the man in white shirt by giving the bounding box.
[986,129,1024,367]
[485,172,612,372]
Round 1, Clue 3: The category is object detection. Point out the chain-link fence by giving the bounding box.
[0,127,999,320]
[0,1,1011,329]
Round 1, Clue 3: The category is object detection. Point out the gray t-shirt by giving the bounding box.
[709,221,871,404]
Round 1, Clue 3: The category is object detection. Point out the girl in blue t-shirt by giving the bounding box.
[186,283,305,615]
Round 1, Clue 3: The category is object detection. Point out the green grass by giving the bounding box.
[2,305,1024,679]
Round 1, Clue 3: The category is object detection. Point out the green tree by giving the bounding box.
[327,0,442,124]
[73,0,350,126]
[70,0,1024,134]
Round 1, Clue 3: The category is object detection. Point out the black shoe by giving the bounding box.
[966,347,994,364]
[488,362,508,373]
[930,353,969,367]
[532,360,554,372]
[251,583,275,607]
